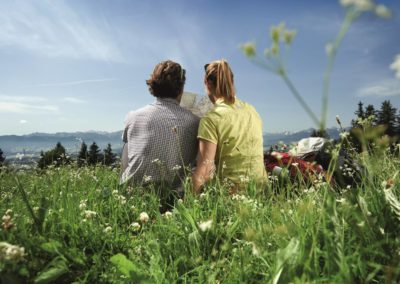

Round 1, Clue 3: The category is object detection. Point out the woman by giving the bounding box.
[192,59,266,193]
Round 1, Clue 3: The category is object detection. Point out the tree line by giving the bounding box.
[0,141,118,169]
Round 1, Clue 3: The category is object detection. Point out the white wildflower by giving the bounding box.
[5,209,12,216]
[143,175,152,183]
[172,165,181,171]
[0,242,25,262]
[130,205,136,211]
[198,219,213,232]
[251,242,260,256]
[375,4,392,18]
[103,226,112,233]
[357,221,365,227]
[112,190,119,196]
[339,0,374,11]
[84,210,97,220]
[139,212,149,223]
[390,55,400,79]
[339,132,350,139]
[79,200,87,210]
[199,193,207,199]
[163,211,173,218]
[379,227,385,235]
[325,42,335,56]
[130,222,141,231]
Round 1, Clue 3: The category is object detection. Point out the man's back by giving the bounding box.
[121,97,199,186]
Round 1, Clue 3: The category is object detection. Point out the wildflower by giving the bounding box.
[198,219,213,232]
[379,227,385,235]
[339,0,374,11]
[112,190,119,196]
[199,193,207,199]
[390,55,400,79]
[325,42,335,56]
[240,42,256,58]
[5,209,12,216]
[103,226,112,233]
[163,211,173,218]
[239,175,250,183]
[357,221,365,227]
[0,242,25,262]
[84,210,97,220]
[270,23,285,43]
[172,165,181,171]
[375,4,392,18]
[283,30,296,45]
[130,222,141,231]
[79,200,87,210]
[339,131,350,139]
[130,205,136,211]
[117,195,126,205]
[288,209,293,215]
[251,242,260,256]
[139,212,149,223]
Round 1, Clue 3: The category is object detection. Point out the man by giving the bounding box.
[121,60,199,197]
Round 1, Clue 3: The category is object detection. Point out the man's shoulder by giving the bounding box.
[124,104,154,123]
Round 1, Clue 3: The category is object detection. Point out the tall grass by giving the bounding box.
[0,148,399,283]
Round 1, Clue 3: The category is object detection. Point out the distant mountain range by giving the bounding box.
[0,127,342,158]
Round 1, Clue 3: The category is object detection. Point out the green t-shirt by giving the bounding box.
[198,98,267,186]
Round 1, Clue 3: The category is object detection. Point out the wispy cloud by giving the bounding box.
[20,119,28,124]
[34,78,118,87]
[0,95,46,103]
[358,79,400,97]
[0,102,59,113]
[0,1,123,62]
[63,97,86,104]
[0,96,58,113]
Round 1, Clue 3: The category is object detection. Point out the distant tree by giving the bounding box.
[377,100,397,137]
[38,142,70,169]
[352,101,365,128]
[103,143,116,166]
[364,104,377,125]
[88,142,101,165]
[310,129,330,139]
[77,141,88,167]
[0,148,5,166]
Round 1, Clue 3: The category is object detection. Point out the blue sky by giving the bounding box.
[0,0,399,135]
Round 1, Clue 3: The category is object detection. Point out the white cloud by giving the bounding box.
[63,97,86,104]
[34,78,118,87]
[0,102,59,113]
[20,119,27,124]
[0,96,58,113]
[0,1,123,62]
[0,95,46,103]
[358,79,400,97]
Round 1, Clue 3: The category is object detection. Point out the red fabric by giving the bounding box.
[264,152,325,183]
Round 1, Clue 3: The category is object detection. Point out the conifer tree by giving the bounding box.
[88,142,101,165]
[38,142,69,169]
[377,100,397,137]
[103,143,116,166]
[0,148,5,165]
[352,101,365,128]
[77,141,88,167]
[364,104,377,125]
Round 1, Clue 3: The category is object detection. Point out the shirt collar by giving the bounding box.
[156,97,180,105]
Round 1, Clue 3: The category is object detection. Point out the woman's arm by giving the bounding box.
[192,139,217,194]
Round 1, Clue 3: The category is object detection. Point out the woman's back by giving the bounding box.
[198,98,266,185]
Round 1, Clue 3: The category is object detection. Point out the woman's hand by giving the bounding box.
[192,139,217,194]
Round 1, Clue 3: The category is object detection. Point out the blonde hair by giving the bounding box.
[204,59,235,104]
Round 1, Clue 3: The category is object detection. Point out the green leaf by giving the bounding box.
[34,258,68,284]
[110,253,137,278]
[40,240,62,254]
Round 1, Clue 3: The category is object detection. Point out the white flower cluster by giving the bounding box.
[79,200,87,210]
[340,0,391,17]
[84,210,97,220]
[2,209,15,231]
[139,212,149,223]
[198,219,213,232]
[232,194,262,211]
[0,242,25,262]
[112,190,127,205]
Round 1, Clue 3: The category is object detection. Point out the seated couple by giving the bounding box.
[121,59,266,202]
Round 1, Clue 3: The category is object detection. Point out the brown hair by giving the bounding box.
[204,59,235,104]
[146,60,186,98]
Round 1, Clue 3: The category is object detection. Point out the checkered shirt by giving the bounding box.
[121,98,200,186]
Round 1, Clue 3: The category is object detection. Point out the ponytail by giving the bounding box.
[205,59,236,104]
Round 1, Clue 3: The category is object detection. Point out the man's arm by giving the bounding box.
[192,139,217,194]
